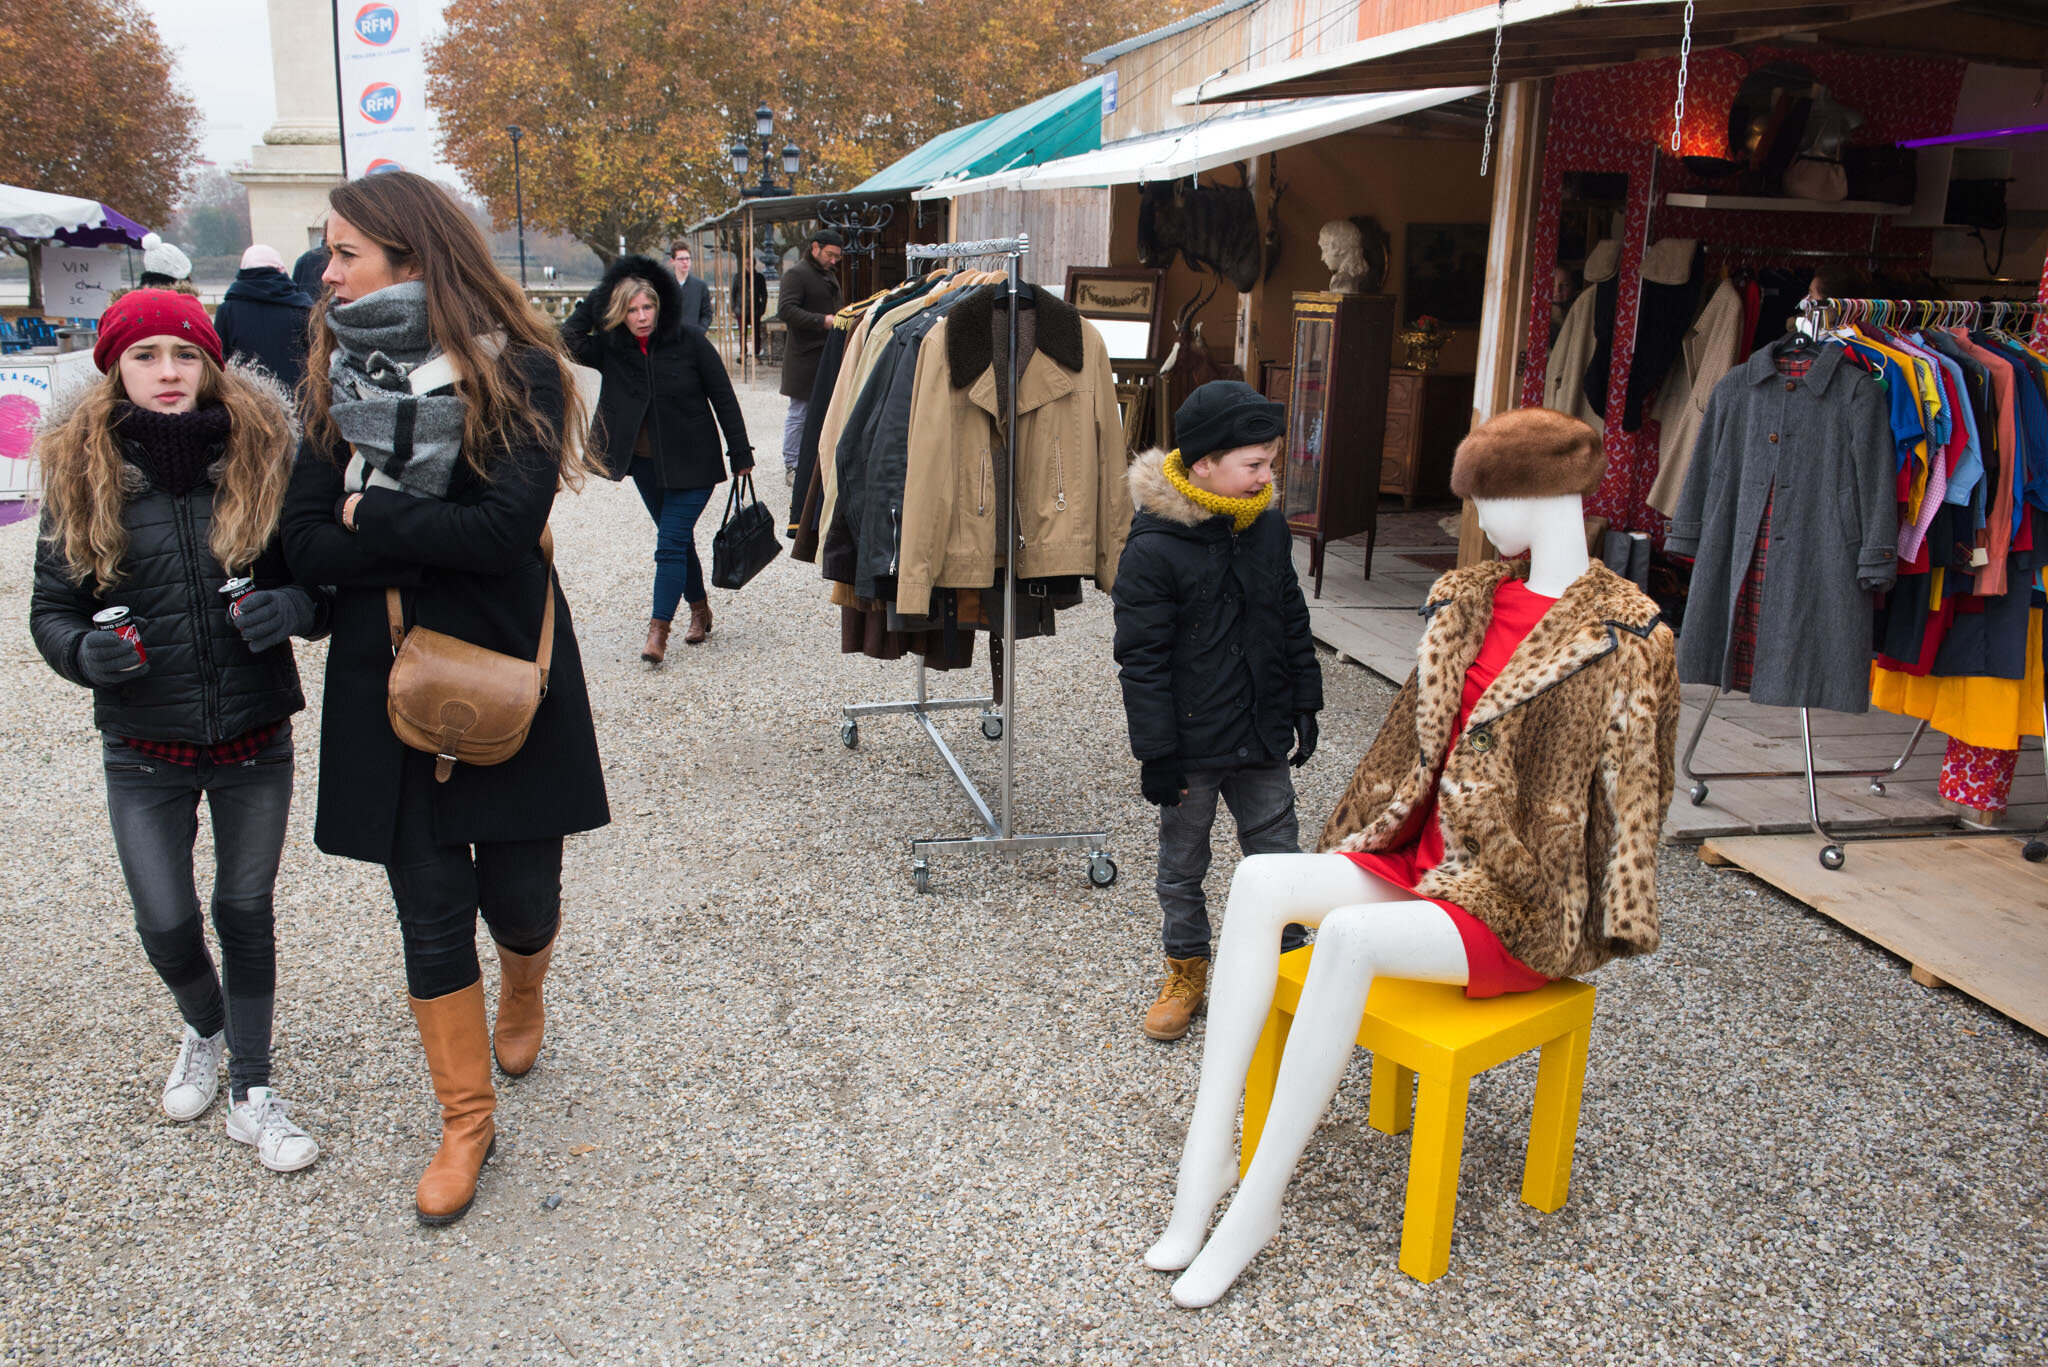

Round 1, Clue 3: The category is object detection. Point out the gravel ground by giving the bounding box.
[0,379,2041,1365]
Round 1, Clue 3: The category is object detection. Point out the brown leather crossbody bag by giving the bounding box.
[385,530,555,783]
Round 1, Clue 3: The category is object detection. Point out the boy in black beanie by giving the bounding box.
[1113,380,1323,1041]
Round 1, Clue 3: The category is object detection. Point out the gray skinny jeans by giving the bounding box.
[1155,759,1308,961]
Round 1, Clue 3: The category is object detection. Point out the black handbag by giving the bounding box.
[710,473,781,590]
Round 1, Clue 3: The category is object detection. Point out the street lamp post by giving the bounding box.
[730,103,801,200]
[506,124,528,289]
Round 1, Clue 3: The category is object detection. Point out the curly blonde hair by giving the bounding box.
[37,359,294,586]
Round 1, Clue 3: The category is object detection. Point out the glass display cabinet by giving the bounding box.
[1282,291,1393,596]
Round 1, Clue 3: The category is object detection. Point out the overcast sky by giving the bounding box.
[138,0,453,179]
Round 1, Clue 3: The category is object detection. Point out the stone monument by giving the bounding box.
[232,0,343,256]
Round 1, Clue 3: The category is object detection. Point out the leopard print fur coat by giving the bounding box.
[1320,559,1679,979]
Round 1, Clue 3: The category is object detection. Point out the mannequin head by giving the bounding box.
[1474,494,1590,597]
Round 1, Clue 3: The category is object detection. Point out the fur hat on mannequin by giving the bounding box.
[1450,407,1606,500]
[138,232,192,283]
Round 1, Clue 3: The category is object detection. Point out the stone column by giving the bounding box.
[232,0,343,259]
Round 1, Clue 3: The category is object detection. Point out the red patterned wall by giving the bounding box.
[1519,49,1968,533]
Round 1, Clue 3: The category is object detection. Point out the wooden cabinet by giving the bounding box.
[1380,370,1475,504]
[1282,291,1393,597]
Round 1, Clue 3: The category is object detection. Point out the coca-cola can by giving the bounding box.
[91,606,147,669]
[220,577,256,619]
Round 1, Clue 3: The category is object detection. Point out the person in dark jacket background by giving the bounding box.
[668,244,715,331]
[562,254,754,663]
[775,230,843,483]
[732,253,769,359]
[291,245,329,300]
[1112,380,1323,1042]
[213,244,316,394]
[30,289,329,1174]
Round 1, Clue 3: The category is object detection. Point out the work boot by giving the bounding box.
[641,618,670,665]
[683,599,712,645]
[408,981,497,1226]
[1143,956,1211,1042]
[492,936,555,1078]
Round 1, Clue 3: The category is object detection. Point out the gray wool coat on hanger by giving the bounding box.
[1666,340,1900,714]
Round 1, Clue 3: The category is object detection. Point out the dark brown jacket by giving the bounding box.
[775,252,842,398]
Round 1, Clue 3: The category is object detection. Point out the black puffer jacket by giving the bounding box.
[1112,448,1322,771]
[30,371,329,743]
[561,254,752,486]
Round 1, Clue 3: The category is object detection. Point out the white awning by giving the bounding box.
[0,185,113,239]
[912,88,1480,199]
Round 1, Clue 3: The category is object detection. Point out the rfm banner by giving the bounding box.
[333,1,435,178]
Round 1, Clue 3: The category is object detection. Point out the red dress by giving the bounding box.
[1343,579,1555,998]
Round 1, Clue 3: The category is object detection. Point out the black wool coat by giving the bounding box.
[281,347,610,864]
[213,267,315,395]
[30,378,328,743]
[775,253,842,398]
[675,274,715,331]
[1112,449,1323,772]
[562,255,752,487]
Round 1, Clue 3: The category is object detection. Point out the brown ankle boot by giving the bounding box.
[1143,956,1211,1042]
[683,599,712,645]
[409,980,497,1225]
[493,936,555,1077]
[641,618,671,664]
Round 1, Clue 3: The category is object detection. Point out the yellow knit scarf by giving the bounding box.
[1164,449,1274,532]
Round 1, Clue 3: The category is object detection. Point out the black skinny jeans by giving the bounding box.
[102,724,294,1101]
[385,756,562,1000]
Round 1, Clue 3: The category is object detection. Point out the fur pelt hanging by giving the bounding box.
[1137,169,1263,292]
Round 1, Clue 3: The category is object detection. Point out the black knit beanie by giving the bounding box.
[1175,380,1285,464]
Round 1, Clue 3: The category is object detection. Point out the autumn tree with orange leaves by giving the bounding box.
[428,0,1198,261]
[0,0,200,305]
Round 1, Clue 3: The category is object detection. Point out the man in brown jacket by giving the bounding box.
[775,229,844,485]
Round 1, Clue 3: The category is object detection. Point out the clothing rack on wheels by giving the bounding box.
[837,232,1116,894]
[1680,294,2048,869]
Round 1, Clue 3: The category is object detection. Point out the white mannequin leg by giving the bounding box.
[1169,897,1468,1308]
[1145,852,1414,1272]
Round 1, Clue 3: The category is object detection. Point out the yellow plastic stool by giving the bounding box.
[1241,946,1596,1283]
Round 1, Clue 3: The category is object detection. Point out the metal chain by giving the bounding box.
[1479,0,1507,176]
[1670,0,1694,153]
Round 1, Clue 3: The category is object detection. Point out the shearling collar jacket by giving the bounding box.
[893,285,1132,617]
[1320,559,1679,979]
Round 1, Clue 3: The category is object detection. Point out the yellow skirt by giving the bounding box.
[1869,607,2044,750]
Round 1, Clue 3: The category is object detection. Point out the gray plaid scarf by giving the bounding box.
[325,281,467,500]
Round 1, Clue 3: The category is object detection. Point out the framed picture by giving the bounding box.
[1402,223,1489,326]
[1064,266,1167,362]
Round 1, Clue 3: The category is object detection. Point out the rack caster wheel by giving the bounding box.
[981,714,1003,741]
[1868,780,1887,796]
[2025,839,2048,863]
[840,719,858,749]
[1087,854,1118,888]
[912,861,931,894]
[1819,844,1846,871]
[1689,783,1709,807]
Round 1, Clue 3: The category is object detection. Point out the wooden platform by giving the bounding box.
[1699,834,2048,1036]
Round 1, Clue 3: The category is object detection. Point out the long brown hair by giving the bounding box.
[299,171,599,484]
[39,360,295,586]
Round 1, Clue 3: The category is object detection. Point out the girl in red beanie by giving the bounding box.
[30,289,332,1174]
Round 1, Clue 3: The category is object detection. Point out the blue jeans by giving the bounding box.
[1155,760,1307,961]
[102,723,295,1100]
[782,397,808,472]
[628,457,712,621]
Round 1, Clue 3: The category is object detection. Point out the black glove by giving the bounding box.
[1141,759,1185,807]
[231,587,315,654]
[1290,712,1319,768]
[730,451,756,474]
[77,628,149,686]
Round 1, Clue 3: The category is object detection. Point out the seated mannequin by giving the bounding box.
[1145,409,1680,1308]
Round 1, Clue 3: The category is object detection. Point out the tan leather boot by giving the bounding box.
[493,936,554,1077]
[683,599,712,645]
[641,618,671,664]
[1142,956,1211,1041]
[409,981,497,1225]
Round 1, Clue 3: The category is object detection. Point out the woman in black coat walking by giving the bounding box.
[30,289,330,1173]
[281,171,610,1225]
[562,254,753,663]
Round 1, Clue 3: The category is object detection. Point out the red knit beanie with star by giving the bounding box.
[92,289,223,374]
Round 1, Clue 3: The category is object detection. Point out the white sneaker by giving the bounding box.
[162,1027,225,1122]
[226,1087,320,1173]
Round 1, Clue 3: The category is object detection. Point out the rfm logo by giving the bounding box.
[354,4,398,44]
[360,83,400,123]
[365,159,404,175]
